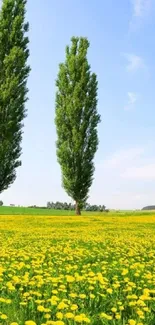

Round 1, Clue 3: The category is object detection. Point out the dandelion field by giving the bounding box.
[0,214,155,325]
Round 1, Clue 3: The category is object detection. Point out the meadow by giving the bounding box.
[0,212,155,325]
[0,206,103,216]
[0,206,154,216]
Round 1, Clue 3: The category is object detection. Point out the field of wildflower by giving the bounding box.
[0,214,155,325]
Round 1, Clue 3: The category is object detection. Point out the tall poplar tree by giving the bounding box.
[0,0,30,193]
[55,37,100,215]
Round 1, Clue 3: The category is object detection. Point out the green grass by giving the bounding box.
[0,205,155,216]
[0,206,105,216]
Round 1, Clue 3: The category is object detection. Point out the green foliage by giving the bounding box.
[47,201,75,210]
[47,201,106,212]
[0,200,3,206]
[142,205,155,210]
[55,37,100,214]
[0,0,30,193]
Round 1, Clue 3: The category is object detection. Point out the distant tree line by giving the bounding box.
[142,206,155,211]
[47,201,108,212]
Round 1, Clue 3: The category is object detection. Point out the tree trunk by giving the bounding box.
[75,201,81,215]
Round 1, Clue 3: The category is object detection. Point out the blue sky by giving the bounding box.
[1,0,155,209]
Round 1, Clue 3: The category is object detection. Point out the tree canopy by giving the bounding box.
[55,37,100,215]
[0,0,30,193]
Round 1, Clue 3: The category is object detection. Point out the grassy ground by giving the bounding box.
[0,213,155,324]
[0,206,106,216]
[0,206,76,216]
[0,205,155,216]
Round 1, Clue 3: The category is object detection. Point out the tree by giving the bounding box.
[55,37,100,215]
[0,0,30,193]
[0,200,3,206]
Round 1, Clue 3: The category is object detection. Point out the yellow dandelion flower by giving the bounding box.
[57,302,68,310]
[100,313,112,320]
[122,269,128,275]
[65,313,74,319]
[83,317,91,323]
[37,305,45,312]
[56,312,63,320]
[74,315,83,323]
[143,307,149,312]
[90,293,95,299]
[69,293,77,298]
[79,294,86,299]
[44,314,51,319]
[25,321,36,325]
[128,320,136,325]
[70,304,78,311]
[1,314,8,320]
[137,310,144,316]
[20,302,27,306]
[66,275,75,283]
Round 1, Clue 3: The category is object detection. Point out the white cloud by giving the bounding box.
[90,146,155,209]
[103,147,144,168]
[124,92,138,110]
[98,147,155,182]
[123,53,145,72]
[122,164,155,179]
[130,0,152,29]
[131,0,152,17]
[128,92,137,104]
